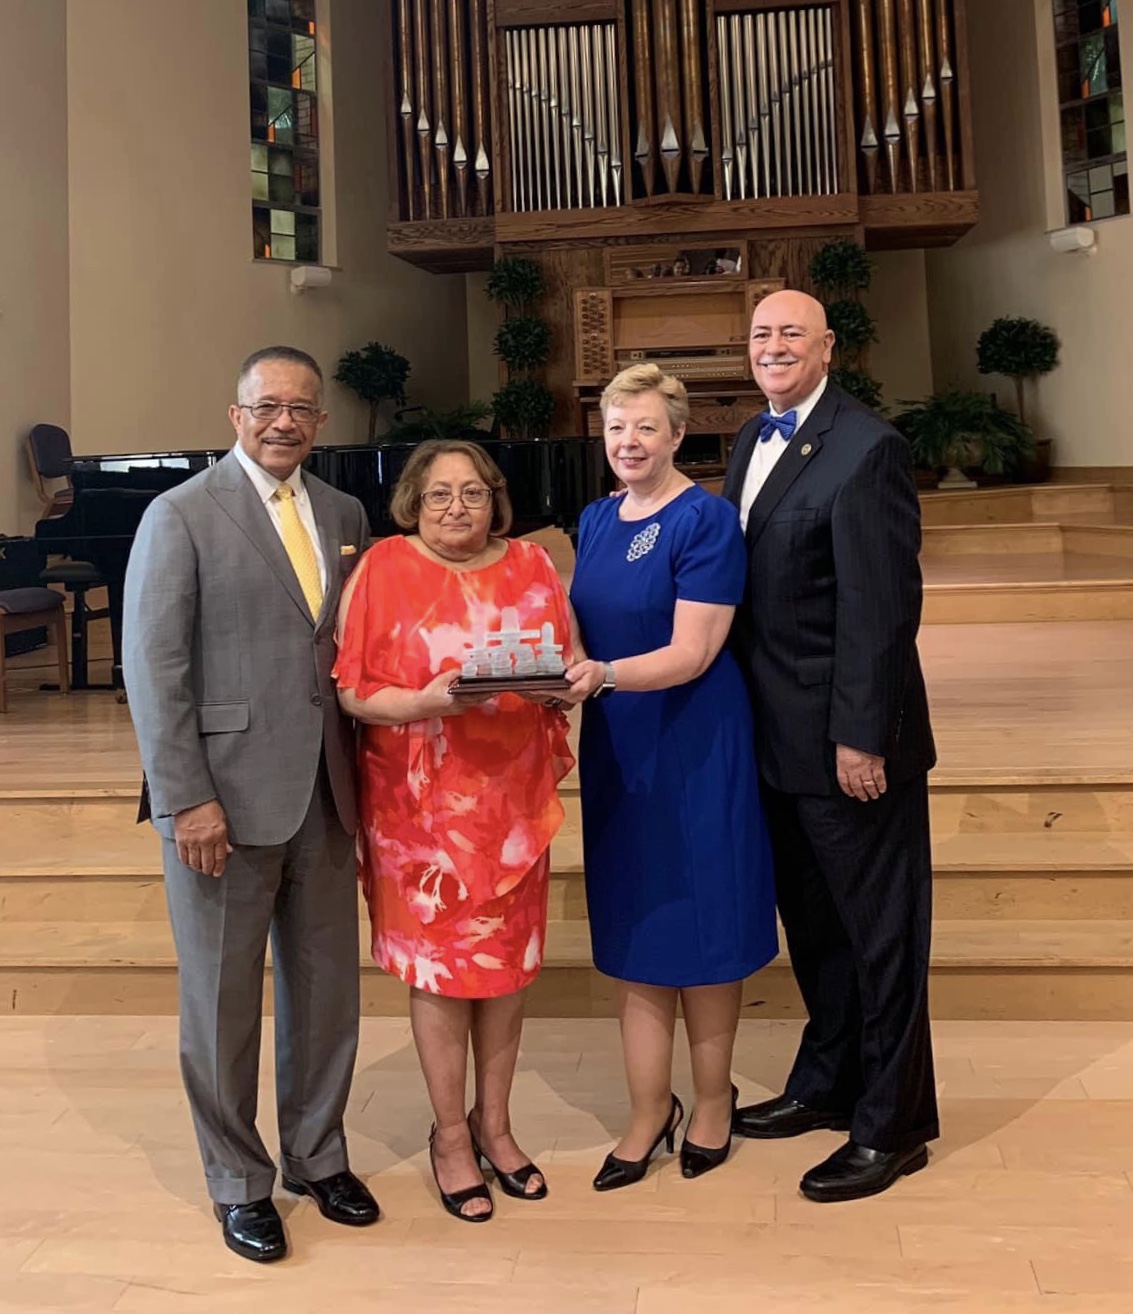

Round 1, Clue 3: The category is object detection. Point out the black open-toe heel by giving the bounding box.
[471,1138,548,1200]
[469,1119,548,1201]
[592,1094,684,1193]
[428,1125,494,1223]
[680,1084,739,1180]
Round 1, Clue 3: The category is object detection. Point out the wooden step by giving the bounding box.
[923,575,1133,625]
[0,872,590,923]
[921,523,1133,559]
[7,781,1133,857]
[921,523,1065,557]
[930,783,1133,829]
[4,787,1132,925]
[918,484,1120,528]
[3,836,1129,923]
[931,833,1133,919]
[2,918,1132,1021]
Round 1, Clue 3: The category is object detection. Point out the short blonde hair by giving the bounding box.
[599,363,690,432]
[389,439,514,535]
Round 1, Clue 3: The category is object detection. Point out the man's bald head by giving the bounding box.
[749,289,836,412]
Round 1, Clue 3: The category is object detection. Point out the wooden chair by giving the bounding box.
[0,588,69,714]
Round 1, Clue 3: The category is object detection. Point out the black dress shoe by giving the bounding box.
[213,1198,287,1263]
[732,1093,852,1140]
[800,1140,929,1203]
[281,1170,380,1226]
[680,1084,738,1180]
[593,1094,684,1192]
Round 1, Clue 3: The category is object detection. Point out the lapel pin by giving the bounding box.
[800,443,813,456]
[340,544,357,556]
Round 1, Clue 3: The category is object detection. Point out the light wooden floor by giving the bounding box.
[919,620,1133,785]
[2,1015,1132,1312]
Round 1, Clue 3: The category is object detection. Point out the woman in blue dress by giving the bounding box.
[563,363,778,1190]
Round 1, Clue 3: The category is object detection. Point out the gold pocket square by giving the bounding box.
[340,544,357,556]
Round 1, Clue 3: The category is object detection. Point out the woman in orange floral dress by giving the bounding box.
[334,440,574,1222]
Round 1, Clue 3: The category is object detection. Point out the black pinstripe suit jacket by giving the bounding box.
[722,382,936,796]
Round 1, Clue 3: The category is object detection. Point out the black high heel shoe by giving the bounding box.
[428,1124,494,1223]
[592,1094,684,1193]
[469,1118,548,1201]
[680,1084,739,1180]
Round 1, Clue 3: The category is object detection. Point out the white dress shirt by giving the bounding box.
[233,440,328,592]
[739,375,829,532]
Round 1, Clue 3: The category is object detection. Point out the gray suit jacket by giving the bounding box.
[122,450,370,845]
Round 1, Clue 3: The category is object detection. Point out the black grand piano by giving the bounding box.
[36,438,615,689]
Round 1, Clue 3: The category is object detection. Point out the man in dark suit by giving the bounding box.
[722,291,938,1202]
[123,346,378,1261]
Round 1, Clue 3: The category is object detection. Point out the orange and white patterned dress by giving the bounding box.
[333,535,575,998]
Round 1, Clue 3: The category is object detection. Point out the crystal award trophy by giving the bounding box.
[450,608,571,696]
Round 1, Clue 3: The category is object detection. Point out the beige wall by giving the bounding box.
[926,0,1133,467]
[0,0,70,539]
[65,0,467,465]
[465,273,501,406]
[867,250,935,407]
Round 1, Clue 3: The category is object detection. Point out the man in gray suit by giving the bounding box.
[123,346,378,1262]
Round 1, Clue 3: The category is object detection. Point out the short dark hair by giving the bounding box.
[390,439,513,535]
[236,346,324,399]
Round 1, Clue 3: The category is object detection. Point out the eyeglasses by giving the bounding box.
[421,486,494,510]
[239,402,322,424]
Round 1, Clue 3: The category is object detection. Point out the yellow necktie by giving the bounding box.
[273,483,324,619]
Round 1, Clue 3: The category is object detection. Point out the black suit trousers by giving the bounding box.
[763,774,939,1152]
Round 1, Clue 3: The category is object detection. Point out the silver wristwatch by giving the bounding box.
[592,661,617,699]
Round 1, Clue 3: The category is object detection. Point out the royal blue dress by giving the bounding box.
[570,485,778,987]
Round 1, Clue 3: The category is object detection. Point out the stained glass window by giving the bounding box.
[248,0,320,260]
[1054,1,1129,222]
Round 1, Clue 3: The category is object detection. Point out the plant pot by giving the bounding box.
[963,465,1008,488]
[1014,436,1053,484]
[937,466,978,491]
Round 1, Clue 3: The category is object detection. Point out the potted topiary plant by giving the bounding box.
[486,256,555,439]
[334,341,411,443]
[892,388,1035,490]
[809,239,883,411]
[490,380,555,442]
[976,317,1061,482]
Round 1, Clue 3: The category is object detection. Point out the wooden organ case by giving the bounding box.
[381,1,978,448]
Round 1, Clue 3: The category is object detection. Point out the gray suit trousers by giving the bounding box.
[162,768,359,1205]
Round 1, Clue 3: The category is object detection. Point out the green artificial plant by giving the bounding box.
[334,341,411,443]
[809,240,882,409]
[976,316,1061,428]
[486,256,555,439]
[892,387,1035,485]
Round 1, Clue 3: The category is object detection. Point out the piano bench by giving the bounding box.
[39,563,108,692]
[0,588,69,714]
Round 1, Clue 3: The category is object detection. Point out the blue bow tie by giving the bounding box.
[758,409,798,443]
